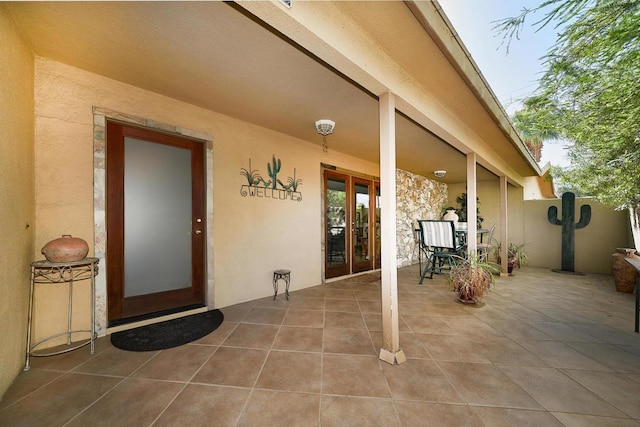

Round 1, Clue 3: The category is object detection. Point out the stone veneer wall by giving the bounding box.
[396,169,448,267]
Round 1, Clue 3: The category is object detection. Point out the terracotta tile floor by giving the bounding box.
[2,265,640,426]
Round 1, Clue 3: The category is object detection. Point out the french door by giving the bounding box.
[324,170,380,279]
[106,122,206,324]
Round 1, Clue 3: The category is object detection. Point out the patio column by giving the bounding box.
[466,153,477,255]
[378,92,406,366]
[499,175,509,276]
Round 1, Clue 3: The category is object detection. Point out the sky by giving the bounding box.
[438,0,571,167]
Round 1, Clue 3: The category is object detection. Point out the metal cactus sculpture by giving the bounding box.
[548,192,591,272]
[267,154,282,189]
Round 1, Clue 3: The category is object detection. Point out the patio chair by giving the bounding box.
[477,223,496,261]
[455,221,468,253]
[413,225,431,273]
[328,227,346,263]
[417,219,459,283]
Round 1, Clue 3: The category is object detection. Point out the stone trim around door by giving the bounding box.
[92,107,214,336]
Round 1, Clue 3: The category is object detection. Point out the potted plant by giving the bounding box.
[455,192,484,228]
[494,241,528,274]
[611,248,639,293]
[448,253,497,304]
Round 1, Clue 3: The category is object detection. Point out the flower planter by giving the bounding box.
[611,248,638,293]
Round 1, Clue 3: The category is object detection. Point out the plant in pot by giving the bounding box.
[494,241,528,274]
[611,247,639,293]
[448,252,497,304]
[455,192,484,228]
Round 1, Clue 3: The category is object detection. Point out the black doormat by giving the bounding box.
[111,309,224,352]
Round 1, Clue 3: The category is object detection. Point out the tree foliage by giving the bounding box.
[496,0,640,210]
[512,103,559,162]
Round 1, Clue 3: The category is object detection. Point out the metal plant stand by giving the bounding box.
[273,269,291,300]
[24,257,99,371]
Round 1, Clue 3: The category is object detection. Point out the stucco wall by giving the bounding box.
[445,183,629,273]
[0,6,35,400]
[396,169,447,267]
[447,181,525,252]
[32,58,380,345]
[524,197,631,274]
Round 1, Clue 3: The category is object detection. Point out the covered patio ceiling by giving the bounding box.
[8,1,513,184]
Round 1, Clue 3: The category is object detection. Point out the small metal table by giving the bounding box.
[24,257,99,370]
[273,269,291,300]
[624,257,640,333]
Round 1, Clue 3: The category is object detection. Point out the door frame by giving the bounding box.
[351,176,374,273]
[324,170,351,278]
[93,108,214,334]
[106,121,206,323]
[102,118,211,326]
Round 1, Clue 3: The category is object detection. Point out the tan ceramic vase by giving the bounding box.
[443,209,459,225]
[611,248,638,293]
[41,235,89,263]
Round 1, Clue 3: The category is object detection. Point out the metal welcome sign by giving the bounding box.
[240,155,302,202]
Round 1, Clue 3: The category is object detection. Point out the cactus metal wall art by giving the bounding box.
[267,155,282,189]
[548,192,591,272]
[239,155,303,202]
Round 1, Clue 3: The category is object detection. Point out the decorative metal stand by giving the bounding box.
[24,257,99,370]
[272,269,291,301]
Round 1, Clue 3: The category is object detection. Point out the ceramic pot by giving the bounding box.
[457,296,477,305]
[611,248,638,293]
[41,235,89,263]
[443,209,459,225]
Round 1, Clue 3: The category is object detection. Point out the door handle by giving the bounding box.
[195,230,202,235]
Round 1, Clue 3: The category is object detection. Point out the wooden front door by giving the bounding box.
[106,122,206,324]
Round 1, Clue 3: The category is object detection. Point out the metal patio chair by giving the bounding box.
[418,219,460,283]
[477,223,496,262]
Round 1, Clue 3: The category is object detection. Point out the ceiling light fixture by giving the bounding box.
[434,170,447,178]
[315,119,335,153]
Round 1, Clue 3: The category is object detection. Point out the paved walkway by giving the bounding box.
[1,265,639,426]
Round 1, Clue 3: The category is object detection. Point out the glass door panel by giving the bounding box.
[124,137,192,297]
[325,172,349,278]
[353,180,372,272]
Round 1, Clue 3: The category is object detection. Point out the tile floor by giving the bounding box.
[1,265,640,426]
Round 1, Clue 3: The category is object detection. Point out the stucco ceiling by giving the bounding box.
[7,1,499,184]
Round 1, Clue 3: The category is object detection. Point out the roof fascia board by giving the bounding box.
[236,0,539,183]
[405,0,542,177]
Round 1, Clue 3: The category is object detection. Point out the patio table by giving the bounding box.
[454,222,490,250]
[623,257,640,333]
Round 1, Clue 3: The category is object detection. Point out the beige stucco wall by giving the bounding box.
[444,183,629,274]
[447,181,525,252]
[0,6,35,400]
[524,197,631,274]
[32,58,380,346]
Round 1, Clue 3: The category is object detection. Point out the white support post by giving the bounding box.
[500,176,509,276]
[466,153,477,256]
[378,92,405,366]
